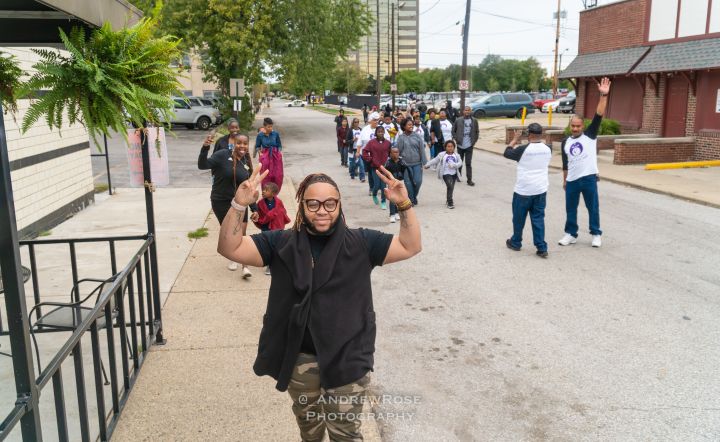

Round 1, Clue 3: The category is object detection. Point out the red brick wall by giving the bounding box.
[640,75,665,135]
[686,91,696,136]
[579,0,648,54]
[694,132,720,160]
[614,140,695,165]
[576,80,586,117]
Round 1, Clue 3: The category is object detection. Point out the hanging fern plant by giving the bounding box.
[21,18,183,146]
[0,51,22,114]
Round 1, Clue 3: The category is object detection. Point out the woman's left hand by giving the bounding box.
[377,166,410,204]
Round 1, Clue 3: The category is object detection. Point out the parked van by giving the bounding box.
[469,93,535,118]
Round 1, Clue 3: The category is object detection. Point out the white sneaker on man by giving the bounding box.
[390,215,396,223]
[558,233,577,246]
[591,235,602,248]
[242,266,252,279]
[227,261,239,271]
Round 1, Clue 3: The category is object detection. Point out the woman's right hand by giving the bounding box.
[233,167,269,206]
[202,134,214,147]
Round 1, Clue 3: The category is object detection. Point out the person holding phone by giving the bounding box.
[198,132,255,277]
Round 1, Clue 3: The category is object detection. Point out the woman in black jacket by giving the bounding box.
[199,132,255,277]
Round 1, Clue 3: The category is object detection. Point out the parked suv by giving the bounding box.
[469,93,535,118]
[164,97,221,130]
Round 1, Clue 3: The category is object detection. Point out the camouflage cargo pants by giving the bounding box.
[287,353,370,442]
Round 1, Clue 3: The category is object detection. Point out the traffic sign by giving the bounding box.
[233,99,242,112]
[229,78,245,97]
[459,80,469,91]
[390,83,397,92]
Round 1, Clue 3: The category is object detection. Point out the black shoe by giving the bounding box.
[505,239,521,251]
[536,250,548,258]
[467,181,475,186]
[447,203,454,209]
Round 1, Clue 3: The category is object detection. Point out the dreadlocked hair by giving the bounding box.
[293,173,342,231]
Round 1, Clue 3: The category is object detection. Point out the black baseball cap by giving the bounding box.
[527,123,543,134]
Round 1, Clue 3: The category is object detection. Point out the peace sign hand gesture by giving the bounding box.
[233,167,269,206]
[376,166,410,204]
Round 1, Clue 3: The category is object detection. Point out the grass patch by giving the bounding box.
[187,227,209,239]
[94,183,109,193]
[38,230,52,237]
[308,105,358,116]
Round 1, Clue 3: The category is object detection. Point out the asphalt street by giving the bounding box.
[93,103,720,441]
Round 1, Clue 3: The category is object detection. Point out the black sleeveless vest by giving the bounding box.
[253,220,376,391]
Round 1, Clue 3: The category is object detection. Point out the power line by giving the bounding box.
[419,0,441,15]
[471,8,579,30]
[420,25,548,39]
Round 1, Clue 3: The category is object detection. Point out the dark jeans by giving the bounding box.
[403,164,423,204]
[458,146,473,182]
[431,142,442,158]
[443,174,457,205]
[564,174,602,237]
[389,202,398,216]
[371,168,386,202]
[363,159,374,189]
[349,154,365,180]
[340,146,349,165]
[509,192,547,252]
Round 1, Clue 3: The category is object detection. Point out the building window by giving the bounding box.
[695,70,720,131]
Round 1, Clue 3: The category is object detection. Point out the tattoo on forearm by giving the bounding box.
[399,210,409,228]
[232,210,244,235]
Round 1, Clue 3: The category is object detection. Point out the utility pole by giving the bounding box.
[376,0,381,108]
[391,2,396,110]
[459,0,472,110]
[552,0,561,96]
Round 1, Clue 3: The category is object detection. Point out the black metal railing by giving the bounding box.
[0,234,163,441]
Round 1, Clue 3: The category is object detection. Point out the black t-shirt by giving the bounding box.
[251,228,393,354]
[198,147,251,201]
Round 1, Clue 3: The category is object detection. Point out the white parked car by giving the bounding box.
[542,100,560,113]
[163,97,221,130]
[379,97,409,110]
[287,99,306,107]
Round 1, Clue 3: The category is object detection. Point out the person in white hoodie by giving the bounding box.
[424,140,463,209]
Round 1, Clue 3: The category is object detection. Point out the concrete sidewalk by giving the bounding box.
[476,139,720,208]
[112,178,383,442]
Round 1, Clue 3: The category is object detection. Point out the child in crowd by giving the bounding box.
[250,182,290,274]
[424,140,463,209]
[384,146,407,223]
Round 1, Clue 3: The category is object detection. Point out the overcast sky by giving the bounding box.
[417,0,615,74]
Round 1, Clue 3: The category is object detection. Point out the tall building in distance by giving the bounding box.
[351,0,419,80]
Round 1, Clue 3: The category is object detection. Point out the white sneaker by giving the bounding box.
[242,266,252,279]
[592,235,602,248]
[390,215,396,223]
[558,233,577,246]
[227,261,239,271]
[264,266,271,275]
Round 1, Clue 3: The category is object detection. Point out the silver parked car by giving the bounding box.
[163,97,221,130]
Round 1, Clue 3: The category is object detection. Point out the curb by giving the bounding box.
[477,146,720,210]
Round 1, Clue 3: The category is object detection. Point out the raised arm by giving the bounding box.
[596,77,611,117]
[198,133,216,169]
[217,167,270,267]
[376,166,421,264]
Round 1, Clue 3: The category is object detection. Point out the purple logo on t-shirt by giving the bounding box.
[569,142,584,156]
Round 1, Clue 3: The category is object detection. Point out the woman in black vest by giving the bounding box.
[217,168,422,441]
[199,132,254,277]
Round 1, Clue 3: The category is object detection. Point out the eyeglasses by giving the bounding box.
[304,198,339,212]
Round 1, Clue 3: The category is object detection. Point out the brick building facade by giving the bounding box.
[561,0,720,162]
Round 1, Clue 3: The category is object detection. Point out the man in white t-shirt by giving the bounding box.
[559,77,611,248]
[358,112,381,189]
[504,123,552,257]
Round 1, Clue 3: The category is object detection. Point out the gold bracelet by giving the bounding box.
[396,199,413,212]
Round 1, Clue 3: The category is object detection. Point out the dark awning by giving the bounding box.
[0,0,141,45]
[632,38,720,74]
[560,46,650,79]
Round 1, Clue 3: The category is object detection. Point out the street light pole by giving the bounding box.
[460,0,472,110]
[391,2,395,110]
[552,0,562,96]
[376,0,381,108]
